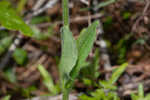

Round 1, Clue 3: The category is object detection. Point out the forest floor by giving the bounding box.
[0,0,150,100]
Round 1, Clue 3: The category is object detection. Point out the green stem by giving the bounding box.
[62,0,70,100]
[63,89,69,100]
[63,0,69,26]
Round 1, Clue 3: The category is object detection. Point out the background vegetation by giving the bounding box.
[0,0,150,100]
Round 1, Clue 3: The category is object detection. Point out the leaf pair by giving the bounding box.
[59,21,99,89]
[70,21,99,80]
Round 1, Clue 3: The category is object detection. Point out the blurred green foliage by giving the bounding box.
[31,16,51,24]
[103,16,113,29]
[20,85,37,98]
[31,26,54,40]
[1,95,11,100]
[79,89,120,100]
[0,1,33,36]
[81,49,100,81]
[0,30,10,39]
[79,63,128,100]
[38,65,60,95]
[13,48,28,65]
[3,67,17,83]
[131,84,150,100]
[115,34,131,64]
[0,36,13,56]
[122,11,131,20]
[17,0,27,14]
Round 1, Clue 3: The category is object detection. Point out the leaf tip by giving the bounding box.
[93,20,100,26]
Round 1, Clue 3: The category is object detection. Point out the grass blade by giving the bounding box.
[38,65,58,95]
[108,63,128,84]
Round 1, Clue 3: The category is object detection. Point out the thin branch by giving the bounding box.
[37,13,103,27]
[32,0,46,11]
[32,0,58,17]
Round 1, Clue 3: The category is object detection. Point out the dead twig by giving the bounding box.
[37,13,103,28]
[132,0,150,32]
[32,0,46,11]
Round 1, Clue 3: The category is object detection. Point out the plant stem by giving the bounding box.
[63,0,69,26]
[62,0,70,100]
[63,89,69,100]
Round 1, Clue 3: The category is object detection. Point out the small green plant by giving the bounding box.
[81,49,100,80]
[79,89,120,100]
[59,0,99,100]
[79,63,128,100]
[115,34,131,64]
[131,84,150,100]
[1,95,11,100]
[13,48,28,65]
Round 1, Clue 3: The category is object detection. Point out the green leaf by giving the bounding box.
[70,21,99,80]
[91,48,100,79]
[131,93,138,100]
[13,48,28,65]
[79,94,94,100]
[38,65,58,95]
[99,80,117,90]
[31,26,52,40]
[91,89,105,100]
[30,16,50,24]
[0,36,12,56]
[17,0,27,13]
[82,78,92,86]
[145,94,150,100]
[77,21,99,65]
[138,84,144,98]
[94,0,116,9]
[122,11,131,20]
[108,63,128,84]
[0,1,33,36]
[130,84,147,100]
[20,86,37,97]
[3,67,17,83]
[81,49,100,80]
[59,26,78,78]
[1,95,11,100]
[79,89,120,100]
